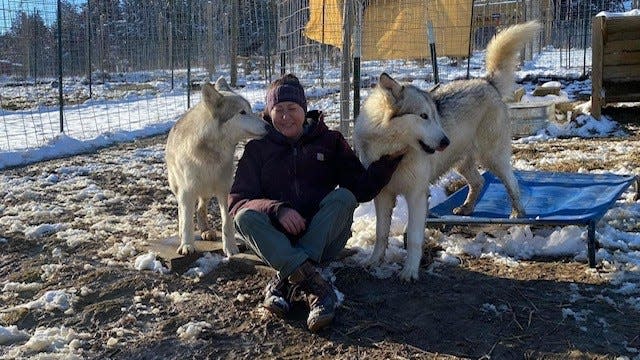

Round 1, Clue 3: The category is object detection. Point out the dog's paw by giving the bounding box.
[201,230,217,241]
[177,244,197,255]
[364,255,383,269]
[398,266,419,282]
[222,241,240,257]
[453,205,473,216]
[510,208,526,219]
[364,261,380,271]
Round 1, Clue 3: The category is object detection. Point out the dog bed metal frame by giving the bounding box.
[424,170,640,267]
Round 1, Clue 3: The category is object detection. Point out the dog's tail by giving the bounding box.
[485,21,541,97]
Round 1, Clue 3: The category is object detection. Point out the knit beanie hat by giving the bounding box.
[265,74,307,114]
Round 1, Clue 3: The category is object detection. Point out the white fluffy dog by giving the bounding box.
[354,22,541,281]
[165,78,267,256]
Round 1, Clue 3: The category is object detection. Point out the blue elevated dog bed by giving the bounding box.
[426,171,639,267]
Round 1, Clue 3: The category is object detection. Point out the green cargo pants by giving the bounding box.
[233,188,357,278]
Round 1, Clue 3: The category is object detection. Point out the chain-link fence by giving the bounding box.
[0,0,278,153]
[1,0,637,153]
[278,0,632,74]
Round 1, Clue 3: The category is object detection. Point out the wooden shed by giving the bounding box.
[591,11,640,119]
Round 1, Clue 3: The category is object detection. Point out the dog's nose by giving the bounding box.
[437,136,450,151]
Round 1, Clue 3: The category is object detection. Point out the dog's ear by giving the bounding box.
[202,82,223,108]
[214,77,233,92]
[379,73,403,99]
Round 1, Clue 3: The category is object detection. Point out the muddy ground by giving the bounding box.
[1,107,640,359]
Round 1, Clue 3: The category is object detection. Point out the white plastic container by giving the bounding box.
[507,102,554,138]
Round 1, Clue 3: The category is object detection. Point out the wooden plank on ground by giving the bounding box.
[229,253,272,276]
[147,235,245,274]
[532,86,560,96]
[148,236,218,273]
[148,237,360,275]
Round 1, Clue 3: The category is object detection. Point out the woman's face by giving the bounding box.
[270,101,305,140]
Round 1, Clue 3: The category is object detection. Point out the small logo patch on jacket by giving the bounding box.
[316,153,325,161]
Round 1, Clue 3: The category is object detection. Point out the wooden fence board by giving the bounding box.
[591,17,605,119]
[603,51,640,66]
[602,64,640,80]
[605,39,640,53]
[603,16,640,37]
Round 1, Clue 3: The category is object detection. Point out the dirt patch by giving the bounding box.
[1,118,639,359]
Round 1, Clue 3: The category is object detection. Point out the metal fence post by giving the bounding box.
[33,8,38,86]
[86,0,92,99]
[340,0,353,137]
[264,1,273,82]
[187,0,192,108]
[466,0,475,80]
[278,3,286,76]
[582,0,589,77]
[230,0,239,87]
[427,21,439,85]
[320,0,326,87]
[57,0,64,133]
[353,1,362,120]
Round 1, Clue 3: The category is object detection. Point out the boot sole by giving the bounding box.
[307,312,334,332]
[264,304,288,318]
[263,296,290,318]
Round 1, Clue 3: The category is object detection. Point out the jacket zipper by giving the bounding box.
[293,146,301,198]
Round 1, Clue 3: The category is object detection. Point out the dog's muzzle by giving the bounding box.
[418,140,435,154]
[419,137,449,154]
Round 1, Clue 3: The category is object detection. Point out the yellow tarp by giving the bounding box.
[305,0,473,60]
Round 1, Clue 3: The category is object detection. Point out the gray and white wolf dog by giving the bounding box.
[354,21,540,281]
[165,77,267,256]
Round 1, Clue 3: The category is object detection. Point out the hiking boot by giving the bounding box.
[263,275,291,318]
[287,261,337,332]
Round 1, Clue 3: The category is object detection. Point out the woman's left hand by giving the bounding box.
[277,207,307,236]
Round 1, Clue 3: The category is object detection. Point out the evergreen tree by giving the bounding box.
[53,1,87,76]
[9,11,53,78]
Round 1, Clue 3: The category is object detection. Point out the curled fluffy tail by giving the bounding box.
[485,21,541,97]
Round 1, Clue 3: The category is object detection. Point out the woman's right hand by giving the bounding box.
[277,207,307,236]
[382,146,409,161]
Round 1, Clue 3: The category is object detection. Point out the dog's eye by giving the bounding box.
[239,110,247,115]
[420,113,429,119]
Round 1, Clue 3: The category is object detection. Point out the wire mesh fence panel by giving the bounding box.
[278,0,345,85]
[300,0,476,82]
[0,0,59,151]
[0,0,637,154]
[1,0,183,151]
[299,0,632,81]
[472,0,630,72]
[359,0,474,82]
[541,0,629,72]
[0,0,275,153]
[285,0,637,133]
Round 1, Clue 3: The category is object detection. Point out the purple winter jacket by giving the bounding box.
[228,110,402,225]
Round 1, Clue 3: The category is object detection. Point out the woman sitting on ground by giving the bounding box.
[228,73,404,332]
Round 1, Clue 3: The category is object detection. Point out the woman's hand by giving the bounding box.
[277,207,307,235]
[384,147,409,160]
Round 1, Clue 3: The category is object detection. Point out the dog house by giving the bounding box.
[591,11,640,119]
